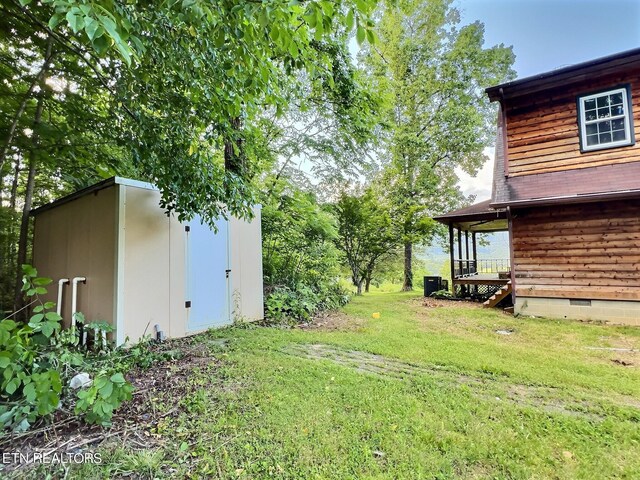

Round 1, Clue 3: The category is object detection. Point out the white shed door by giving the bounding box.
[185,217,230,331]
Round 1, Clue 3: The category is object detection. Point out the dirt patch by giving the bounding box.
[283,343,640,420]
[419,297,483,309]
[298,311,367,331]
[0,334,231,477]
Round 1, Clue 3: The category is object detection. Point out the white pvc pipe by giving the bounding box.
[71,276,86,329]
[56,279,69,316]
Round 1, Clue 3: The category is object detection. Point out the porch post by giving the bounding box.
[507,206,516,305]
[448,223,455,293]
[465,230,470,262]
[472,232,477,263]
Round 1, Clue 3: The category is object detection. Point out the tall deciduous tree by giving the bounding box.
[1,0,379,311]
[335,190,399,294]
[363,0,514,290]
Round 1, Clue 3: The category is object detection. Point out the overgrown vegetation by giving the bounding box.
[261,179,350,324]
[0,267,133,432]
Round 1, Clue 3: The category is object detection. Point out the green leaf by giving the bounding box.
[24,383,37,402]
[214,29,226,48]
[48,13,63,30]
[45,311,61,321]
[270,26,280,41]
[22,265,37,277]
[115,41,132,66]
[99,381,113,398]
[0,357,10,368]
[19,0,32,6]
[288,41,298,58]
[33,305,44,313]
[366,28,375,45]
[5,378,20,395]
[110,373,125,384]
[85,17,102,41]
[345,9,355,31]
[41,322,54,338]
[1,320,16,330]
[66,11,84,33]
[356,25,365,45]
[32,277,52,287]
[29,313,44,324]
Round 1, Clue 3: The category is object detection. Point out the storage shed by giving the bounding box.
[31,177,264,345]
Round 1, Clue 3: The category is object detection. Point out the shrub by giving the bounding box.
[0,266,133,432]
[265,284,350,324]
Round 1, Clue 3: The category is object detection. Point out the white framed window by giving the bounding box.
[577,85,634,152]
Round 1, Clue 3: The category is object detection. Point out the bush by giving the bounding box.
[0,266,133,432]
[265,284,350,324]
[261,179,350,324]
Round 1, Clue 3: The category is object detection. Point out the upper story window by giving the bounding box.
[577,85,634,152]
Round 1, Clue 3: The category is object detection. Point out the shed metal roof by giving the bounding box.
[31,177,155,216]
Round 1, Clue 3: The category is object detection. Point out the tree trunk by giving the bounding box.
[356,279,363,295]
[402,241,413,291]
[9,159,20,209]
[14,79,47,313]
[0,39,55,174]
[224,116,245,176]
[365,276,371,293]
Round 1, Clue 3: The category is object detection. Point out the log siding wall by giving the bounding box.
[506,72,640,176]
[512,200,640,301]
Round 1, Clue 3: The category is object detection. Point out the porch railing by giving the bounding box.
[453,259,510,278]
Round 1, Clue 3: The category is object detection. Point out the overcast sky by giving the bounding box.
[454,0,640,201]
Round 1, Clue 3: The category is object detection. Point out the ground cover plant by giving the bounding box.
[8,290,640,479]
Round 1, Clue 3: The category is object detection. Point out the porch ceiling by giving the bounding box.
[433,200,507,232]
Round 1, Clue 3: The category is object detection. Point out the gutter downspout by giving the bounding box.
[71,276,86,331]
[56,278,69,317]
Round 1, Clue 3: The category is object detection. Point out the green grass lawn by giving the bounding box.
[61,292,640,478]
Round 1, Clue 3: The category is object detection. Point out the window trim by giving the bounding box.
[576,84,635,153]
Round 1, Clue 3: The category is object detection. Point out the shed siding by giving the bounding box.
[513,200,640,301]
[121,185,172,342]
[229,207,264,322]
[506,72,640,176]
[32,186,117,328]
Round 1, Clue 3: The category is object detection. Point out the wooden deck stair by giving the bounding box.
[483,281,512,308]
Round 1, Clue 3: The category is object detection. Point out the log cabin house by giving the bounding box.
[435,48,640,325]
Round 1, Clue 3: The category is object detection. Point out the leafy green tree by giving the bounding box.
[1,0,379,311]
[362,0,514,290]
[3,0,378,223]
[335,189,400,294]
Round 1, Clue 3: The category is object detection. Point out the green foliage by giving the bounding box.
[2,0,379,226]
[265,284,350,324]
[362,0,515,289]
[0,266,133,432]
[261,177,350,323]
[75,371,133,426]
[0,266,63,431]
[334,189,400,294]
[430,289,453,299]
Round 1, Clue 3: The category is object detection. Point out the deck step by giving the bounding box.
[483,281,512,308]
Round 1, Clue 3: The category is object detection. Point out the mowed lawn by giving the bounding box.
[76,291,640,479]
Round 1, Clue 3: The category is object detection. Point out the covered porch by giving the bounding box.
[434,200,511,303]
